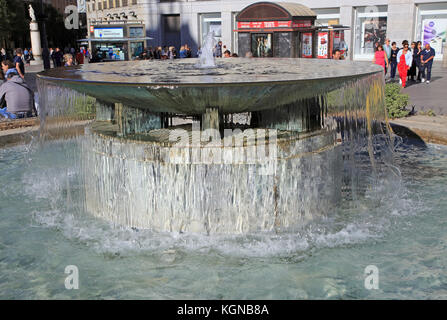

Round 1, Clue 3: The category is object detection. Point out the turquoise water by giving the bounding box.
[0,139,446,299]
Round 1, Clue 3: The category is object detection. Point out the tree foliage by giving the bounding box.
[0,0,84,50]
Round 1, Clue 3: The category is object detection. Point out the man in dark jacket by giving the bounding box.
[0,70,35,118]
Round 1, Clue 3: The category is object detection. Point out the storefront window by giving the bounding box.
[251,34,273,57]
[129,27,144,38]
[312,8,340,27]
[130,42,144,59]
[199,13,222,46]
[94,44,126,61]
[354,5,388,59]
[416,3,447,60]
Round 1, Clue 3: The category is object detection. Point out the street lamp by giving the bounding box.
[36,0,51,69]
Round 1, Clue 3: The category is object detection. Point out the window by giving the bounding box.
[132,0,137,4]
[109,0,113,8]
[103,0,107,9]
[129,27,144,38]
[354,6,388,59]
[122,0,127,6]
[199,13,222,46]
[312,8,340,27]
[98,1,102,10]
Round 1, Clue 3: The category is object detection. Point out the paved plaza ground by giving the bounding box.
[399,61,447,116]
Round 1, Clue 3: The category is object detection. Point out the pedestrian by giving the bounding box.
[0,69,35,119]
[161,46,168,60]
[154,47,161,59]
[1,60,15,83]
[75,50,84,64]
[414,41,423,82]
[408,42,418,81]
[383,38,391,74]
[185,44,192,58]
[214,41,222,58]
[64,53,74,66]
[389,42,399,81]
[179,46,187,58]
[396,42,412,88]
[373,44,389,73]
[223,50,231,58]
[332,49,341,60]
[24,48,30,64]
[0,48,7,62]
[420,43,435,84]
[13,48,25,79]
[168,46,176,59]
[51,47,63,67]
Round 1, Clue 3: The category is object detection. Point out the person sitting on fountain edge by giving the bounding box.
[0,68,36,119]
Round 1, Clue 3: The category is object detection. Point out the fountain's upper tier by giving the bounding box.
[37,58,383,115]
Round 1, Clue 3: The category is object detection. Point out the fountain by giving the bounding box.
[197,31,217,69]
[36,55,391,234]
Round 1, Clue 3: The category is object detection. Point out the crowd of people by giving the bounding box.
[136,41,239,60]
[0,46,88,120]
[373,39,436,88]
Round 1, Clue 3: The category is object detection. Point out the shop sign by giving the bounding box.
[94,28,124,39]
[292,20,312,28]
[237,21,292,29]
[302,33,313,58]
[317,32,328,59]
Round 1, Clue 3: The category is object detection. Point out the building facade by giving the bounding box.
[85,0,447,60]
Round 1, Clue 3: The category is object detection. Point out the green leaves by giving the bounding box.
[385,83,410,119]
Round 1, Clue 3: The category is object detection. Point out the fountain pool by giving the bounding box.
[1,57,445,299]
[0,140,446,299]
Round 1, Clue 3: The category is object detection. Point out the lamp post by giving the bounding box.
[36,0,51,69]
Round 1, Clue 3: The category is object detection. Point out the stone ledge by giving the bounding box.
[390,115,447,145]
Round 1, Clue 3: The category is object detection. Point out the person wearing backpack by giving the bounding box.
[0,69,35,118]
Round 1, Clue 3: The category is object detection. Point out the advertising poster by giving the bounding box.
[302,33,313,58]
[94,28,124,39]
[361,17,387,54]
[251,34,273,58]
[317,32,328,59]
[422,19,447,54]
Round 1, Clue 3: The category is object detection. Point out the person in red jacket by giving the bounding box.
[75,50,84,65]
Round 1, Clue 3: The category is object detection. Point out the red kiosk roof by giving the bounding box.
[235,1,316,32]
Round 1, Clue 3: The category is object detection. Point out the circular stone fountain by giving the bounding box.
[37,58,387,234]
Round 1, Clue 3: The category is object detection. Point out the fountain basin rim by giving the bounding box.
[36,72,383,88]
[36,59,385,87]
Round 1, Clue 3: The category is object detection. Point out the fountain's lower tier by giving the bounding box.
[83,124,342,234]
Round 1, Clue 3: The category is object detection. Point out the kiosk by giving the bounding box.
[235,2,317,58]
[235,2,350,59]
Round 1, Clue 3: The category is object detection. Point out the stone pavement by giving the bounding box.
[399,61,447,116]
[390,115,447,145]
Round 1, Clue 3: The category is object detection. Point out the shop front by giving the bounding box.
[415,2,447,60]
[87,22,150,61]
[353,6,388,60]
[235,2,318,58]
